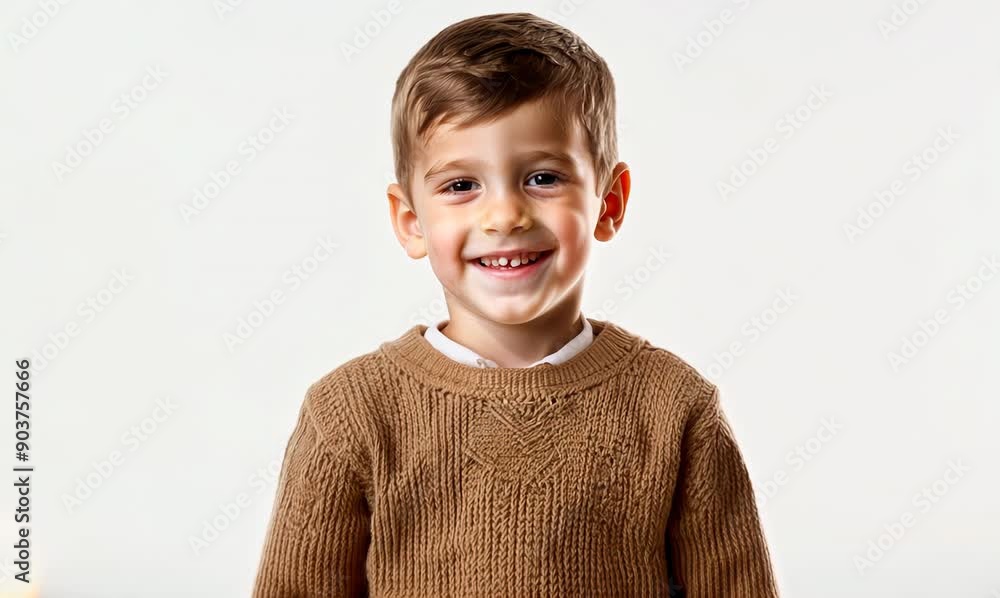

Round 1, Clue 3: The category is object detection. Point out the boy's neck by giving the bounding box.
[439,300,586,369]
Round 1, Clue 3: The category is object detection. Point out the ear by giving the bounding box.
[387,182,427,259]
[594,162,631,242]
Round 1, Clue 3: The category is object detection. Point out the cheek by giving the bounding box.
[424,220,467,268]
[547,211,591,272]
[550,209,590,248]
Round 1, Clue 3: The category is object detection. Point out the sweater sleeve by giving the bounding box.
[252,383,371,597]
[666,383,780,597]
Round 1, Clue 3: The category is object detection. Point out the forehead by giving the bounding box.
[414,99,590,175]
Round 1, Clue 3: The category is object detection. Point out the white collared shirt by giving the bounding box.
[424,316,593,368]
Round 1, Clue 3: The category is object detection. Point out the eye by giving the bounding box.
[441,178,479,194]
[526,172,562,187]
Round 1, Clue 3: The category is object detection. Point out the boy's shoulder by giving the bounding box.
[614,320,718,407]
[307,348,384,393]
[297,346,389,437]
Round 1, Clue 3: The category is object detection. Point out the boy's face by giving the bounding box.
[387,97,630,329]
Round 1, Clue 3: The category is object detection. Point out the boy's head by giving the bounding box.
[387,12,631,329]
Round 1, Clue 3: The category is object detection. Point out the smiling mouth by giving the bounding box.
[469,249,554,271]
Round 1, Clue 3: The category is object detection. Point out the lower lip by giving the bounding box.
[470,250,553,280]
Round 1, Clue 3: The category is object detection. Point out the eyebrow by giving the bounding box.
[423,158,485,183]
[422,150,577,184]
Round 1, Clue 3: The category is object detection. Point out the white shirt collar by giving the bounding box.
[423,315,594,368]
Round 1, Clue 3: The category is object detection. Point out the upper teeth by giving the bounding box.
[478,251,542,268]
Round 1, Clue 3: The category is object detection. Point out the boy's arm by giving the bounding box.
[666,383,780,597]
[252,382,371,597]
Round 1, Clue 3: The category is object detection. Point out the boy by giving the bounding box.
[253,12,780,597]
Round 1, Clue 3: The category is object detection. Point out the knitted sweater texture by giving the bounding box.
[252,318,780,597]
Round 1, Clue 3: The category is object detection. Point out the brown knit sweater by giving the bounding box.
[252,318,780,597]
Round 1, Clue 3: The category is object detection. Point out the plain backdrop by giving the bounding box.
[1,0,998,596]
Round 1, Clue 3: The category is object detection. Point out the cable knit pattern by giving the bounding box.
[252,318,780,597]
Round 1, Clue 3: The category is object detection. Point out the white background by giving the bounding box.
[1,0,998,596]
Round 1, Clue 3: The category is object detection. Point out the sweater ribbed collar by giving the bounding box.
[378,318,646,400]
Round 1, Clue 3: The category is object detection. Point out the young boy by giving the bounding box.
[253,12,779,597]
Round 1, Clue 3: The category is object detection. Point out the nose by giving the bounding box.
[479,184,533,236]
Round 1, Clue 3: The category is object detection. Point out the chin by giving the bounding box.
[482,306,554,326]
[459,301,528,323]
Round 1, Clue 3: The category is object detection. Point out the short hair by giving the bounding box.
[390,12,618,202]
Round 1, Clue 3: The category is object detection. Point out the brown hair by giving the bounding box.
[390,12,618,201]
